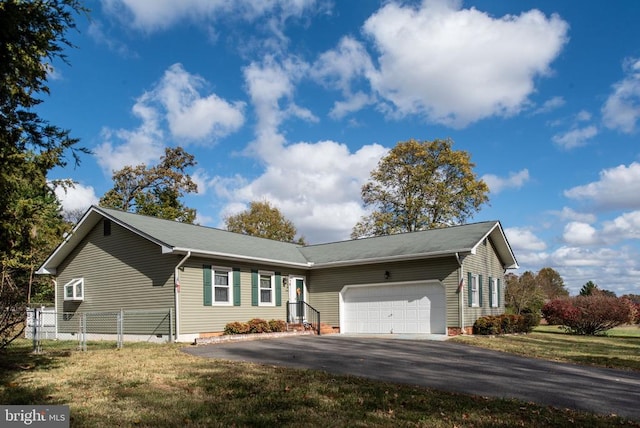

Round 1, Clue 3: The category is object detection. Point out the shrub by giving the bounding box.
[223,321,250,335]
[521,311,541,333]
[542,295,634,335]
[541,299,577,326]
[247,318,271,334]
[473,314,532,335]
[268,319,286,332]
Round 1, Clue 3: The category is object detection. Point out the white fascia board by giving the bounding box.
[309,249,471,269]
[470,221,519,269]
[169,247,311,269]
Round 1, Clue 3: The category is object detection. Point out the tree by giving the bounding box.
[504,271,545,315]
[542,295,633,335]
[579,281,598,296]
[351,138,489,239]
[100,147,198,223]
[1,0,87,348]
[536,267,569,300]
[225,201,305,244]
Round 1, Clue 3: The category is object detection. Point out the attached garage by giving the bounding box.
[340,280,446,334]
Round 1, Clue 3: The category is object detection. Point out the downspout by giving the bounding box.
[52,278,58,339]
[455,253,464,335]
[174,251,191,342]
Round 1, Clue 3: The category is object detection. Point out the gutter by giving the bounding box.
[168,247,310,269]
[174,251,191,342]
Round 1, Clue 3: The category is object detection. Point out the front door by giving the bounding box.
[289,277,306,322]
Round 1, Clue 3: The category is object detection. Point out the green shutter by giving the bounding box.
[275,272,282,306]
[203,265,212,306]
[251,270,258,306]
[467,272,473,307]
[497,278,502,307]
[233,268,241,306]
[488,276,493,308]
[478,275,483,307]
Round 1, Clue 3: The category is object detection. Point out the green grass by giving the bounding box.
[451,324,640,371]
[1,338,639,427]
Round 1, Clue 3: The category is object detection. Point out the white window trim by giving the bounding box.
[63,278,84,301]
[491,278,499,308]
[471,274,480,307]
[212,267,232,306]
[258,270,275,307]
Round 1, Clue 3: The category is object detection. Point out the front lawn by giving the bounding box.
[1,339,639,427]
[450,324,640,371]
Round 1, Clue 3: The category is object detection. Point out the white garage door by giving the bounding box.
[341,281,446,334]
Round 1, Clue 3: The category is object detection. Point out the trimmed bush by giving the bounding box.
[473,314,534,335]
[224,319,288,335]
[247,318,271,333]
[268,319,287,332]
[542,295,634,335]
[223,321,250,335]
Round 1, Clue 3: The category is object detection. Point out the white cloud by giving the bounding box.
[101,0,320,37]
[311,36,376,118]
[505,227,547,252]
[602,211,640,242]
[562,221,598,246]
[243,56,317,158]
[564,162,640,210]
[552,125,598,149]
[95,64,244,174]
[602,57,640,133]
[214,140,387,243]
[87,20,137,58]
[361,0,569,127]
[54,183,99,214]
[533,96,565,115]
[482,169,529,194]
[94,95,165,173]
[329,92,375,120]
[553,207,597,223]
[154,64,245,142]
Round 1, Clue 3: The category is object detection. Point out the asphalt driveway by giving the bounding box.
[183,335,640,421]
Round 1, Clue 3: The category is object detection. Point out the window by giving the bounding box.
[63,278,84,301]
[259,271,274,306]
[470,274,479,307]
[213,268,232,305]
[490,278,499,308]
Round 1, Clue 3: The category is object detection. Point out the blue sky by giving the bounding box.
[43,0,640,296]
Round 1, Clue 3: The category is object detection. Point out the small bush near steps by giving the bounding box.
[223,318,287,335]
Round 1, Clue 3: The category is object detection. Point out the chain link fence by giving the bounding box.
[26,308,173,352]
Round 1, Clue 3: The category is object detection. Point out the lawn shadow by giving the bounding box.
[0,342,73,405]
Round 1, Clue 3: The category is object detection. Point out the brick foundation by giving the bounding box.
[447,326,473,336]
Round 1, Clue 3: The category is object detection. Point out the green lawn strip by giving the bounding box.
[1,340,638,427]
[450,325,640,371]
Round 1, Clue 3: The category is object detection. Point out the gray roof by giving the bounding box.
[301,221,513,266]
[37,206,517,274]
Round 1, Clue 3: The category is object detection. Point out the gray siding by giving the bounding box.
[462,237,506,327]
[56,220,178,333]
[307,257,460,328]
[178,257,307,334]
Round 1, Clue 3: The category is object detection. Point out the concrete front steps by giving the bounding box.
[288,322,337,335]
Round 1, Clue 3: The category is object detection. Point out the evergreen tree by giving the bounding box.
[0,0,87,348]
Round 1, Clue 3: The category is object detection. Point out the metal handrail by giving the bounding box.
[286,301,321,335]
